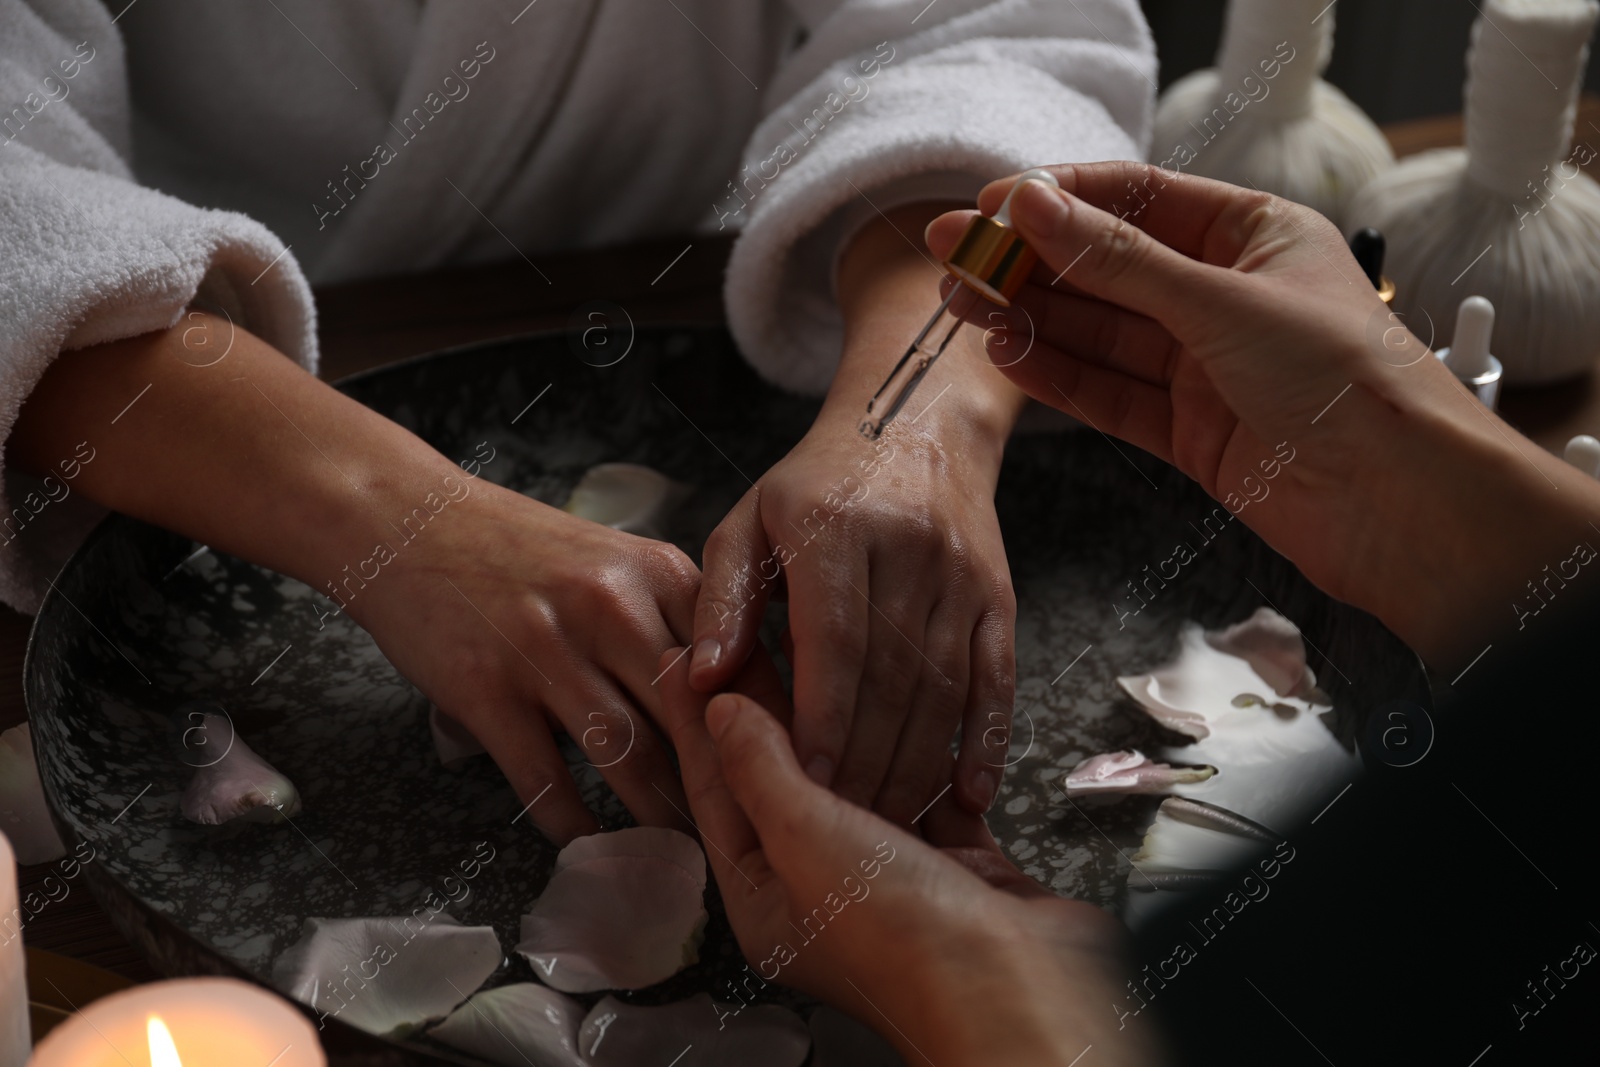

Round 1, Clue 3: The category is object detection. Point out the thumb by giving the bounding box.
[1008,178,1223,330]
[706,693,835,855]
[691,489,776,691]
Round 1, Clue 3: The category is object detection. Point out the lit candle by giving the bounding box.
[1,833,27,1067]
[27,977,325,1066]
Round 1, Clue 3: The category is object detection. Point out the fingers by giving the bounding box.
[924,209,976,262]
[726,641,797,731]
[702,690,846,877]
[462,698,599,845]
[692,488,776,691]
[978,161,1271,263]
[555,670,694,835]
[995,285,1183,390]
[654,650,775,899]
[990,333,1177,464]
[833,565,938,811]
[954,608,1015,813]
[1003,179,1230,332]
[641,540,701,646]
[872,598,970,826]
[786,545,871,790]
[917,758,1000,851]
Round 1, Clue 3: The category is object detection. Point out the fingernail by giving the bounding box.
[1011,179,1066,239]
[973,770,998,812]
[691,637,722,676]
[804,755,835,789]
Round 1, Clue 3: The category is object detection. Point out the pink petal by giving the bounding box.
[272,915,503,1037]
[1115,674,1212,740]
[1063,750,1215,797]
[556,825,706,890]
[579,994,809,1067]
[179,715,301,826]
[1203,608,1316,698]
[516,856,706,993]
[429,983,587,1066]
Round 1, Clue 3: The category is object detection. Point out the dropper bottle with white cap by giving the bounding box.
[860,168,1060,439]
[1564,434,1600,479]
[1435,295,1504,410]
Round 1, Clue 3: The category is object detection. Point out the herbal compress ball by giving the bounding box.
[1150,0,1393,226]
[1347,0,1600,384]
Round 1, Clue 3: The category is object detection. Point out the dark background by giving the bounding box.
[1142,0,1600,123]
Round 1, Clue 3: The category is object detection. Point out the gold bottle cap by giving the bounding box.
[1378,276,1396,304]
[945,215,1039,307]
[943,167,1058,308]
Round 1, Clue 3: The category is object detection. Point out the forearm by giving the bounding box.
[9,313,460,604]
[831,202,1029,465]
[1347,380,1600,669]
[896,909,1162,1066]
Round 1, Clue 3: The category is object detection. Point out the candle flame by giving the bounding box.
[148,1016,183,1067]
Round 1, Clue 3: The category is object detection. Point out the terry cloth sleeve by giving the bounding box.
[721,0,1156,397]
[0,0,316,614]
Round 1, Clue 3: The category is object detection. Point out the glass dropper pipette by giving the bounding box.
[859,168,1060,440]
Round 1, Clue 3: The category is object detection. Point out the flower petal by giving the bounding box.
[555,825,706,890]
[1203,607,1317,698]
[1063,750,1214,797]
[562,463,689,539]
[179,714,302,827]
[429,983,587,1067]
[272,914,503,1038]
[517,855,706,993]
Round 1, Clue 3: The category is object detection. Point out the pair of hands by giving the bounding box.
[639,163,1600,1063]
[653,648,1154,1067]
[360,275,1016,845]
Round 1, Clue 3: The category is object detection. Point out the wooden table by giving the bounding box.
[7,102,1600,985]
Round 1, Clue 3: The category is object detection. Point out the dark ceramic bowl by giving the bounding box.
[25,326,1429,1064]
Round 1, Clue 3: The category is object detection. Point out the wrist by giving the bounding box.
[906,910,1142,1066]
[833,201,1026,467]
[816,352,1015,478]
[1353,377,1600,668]
[294,435,483,629]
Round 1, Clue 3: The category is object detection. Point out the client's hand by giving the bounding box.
[351,480,703,844]
[927,162,1600,666]
[657,650,1162,1067]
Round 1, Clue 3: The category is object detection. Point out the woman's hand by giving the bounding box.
[347,481,703,843]
[690,203,1027,824]
[11,314,701,845]
[926,163,1600,667]
[689,415,1015,825]
[656,649,1160,1067]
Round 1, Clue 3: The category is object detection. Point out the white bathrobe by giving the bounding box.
[0,0,1154,612]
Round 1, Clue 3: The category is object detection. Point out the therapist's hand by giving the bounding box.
[926,162,1600,668]
[691,202,1027,824]
[656,651,1161,1067]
